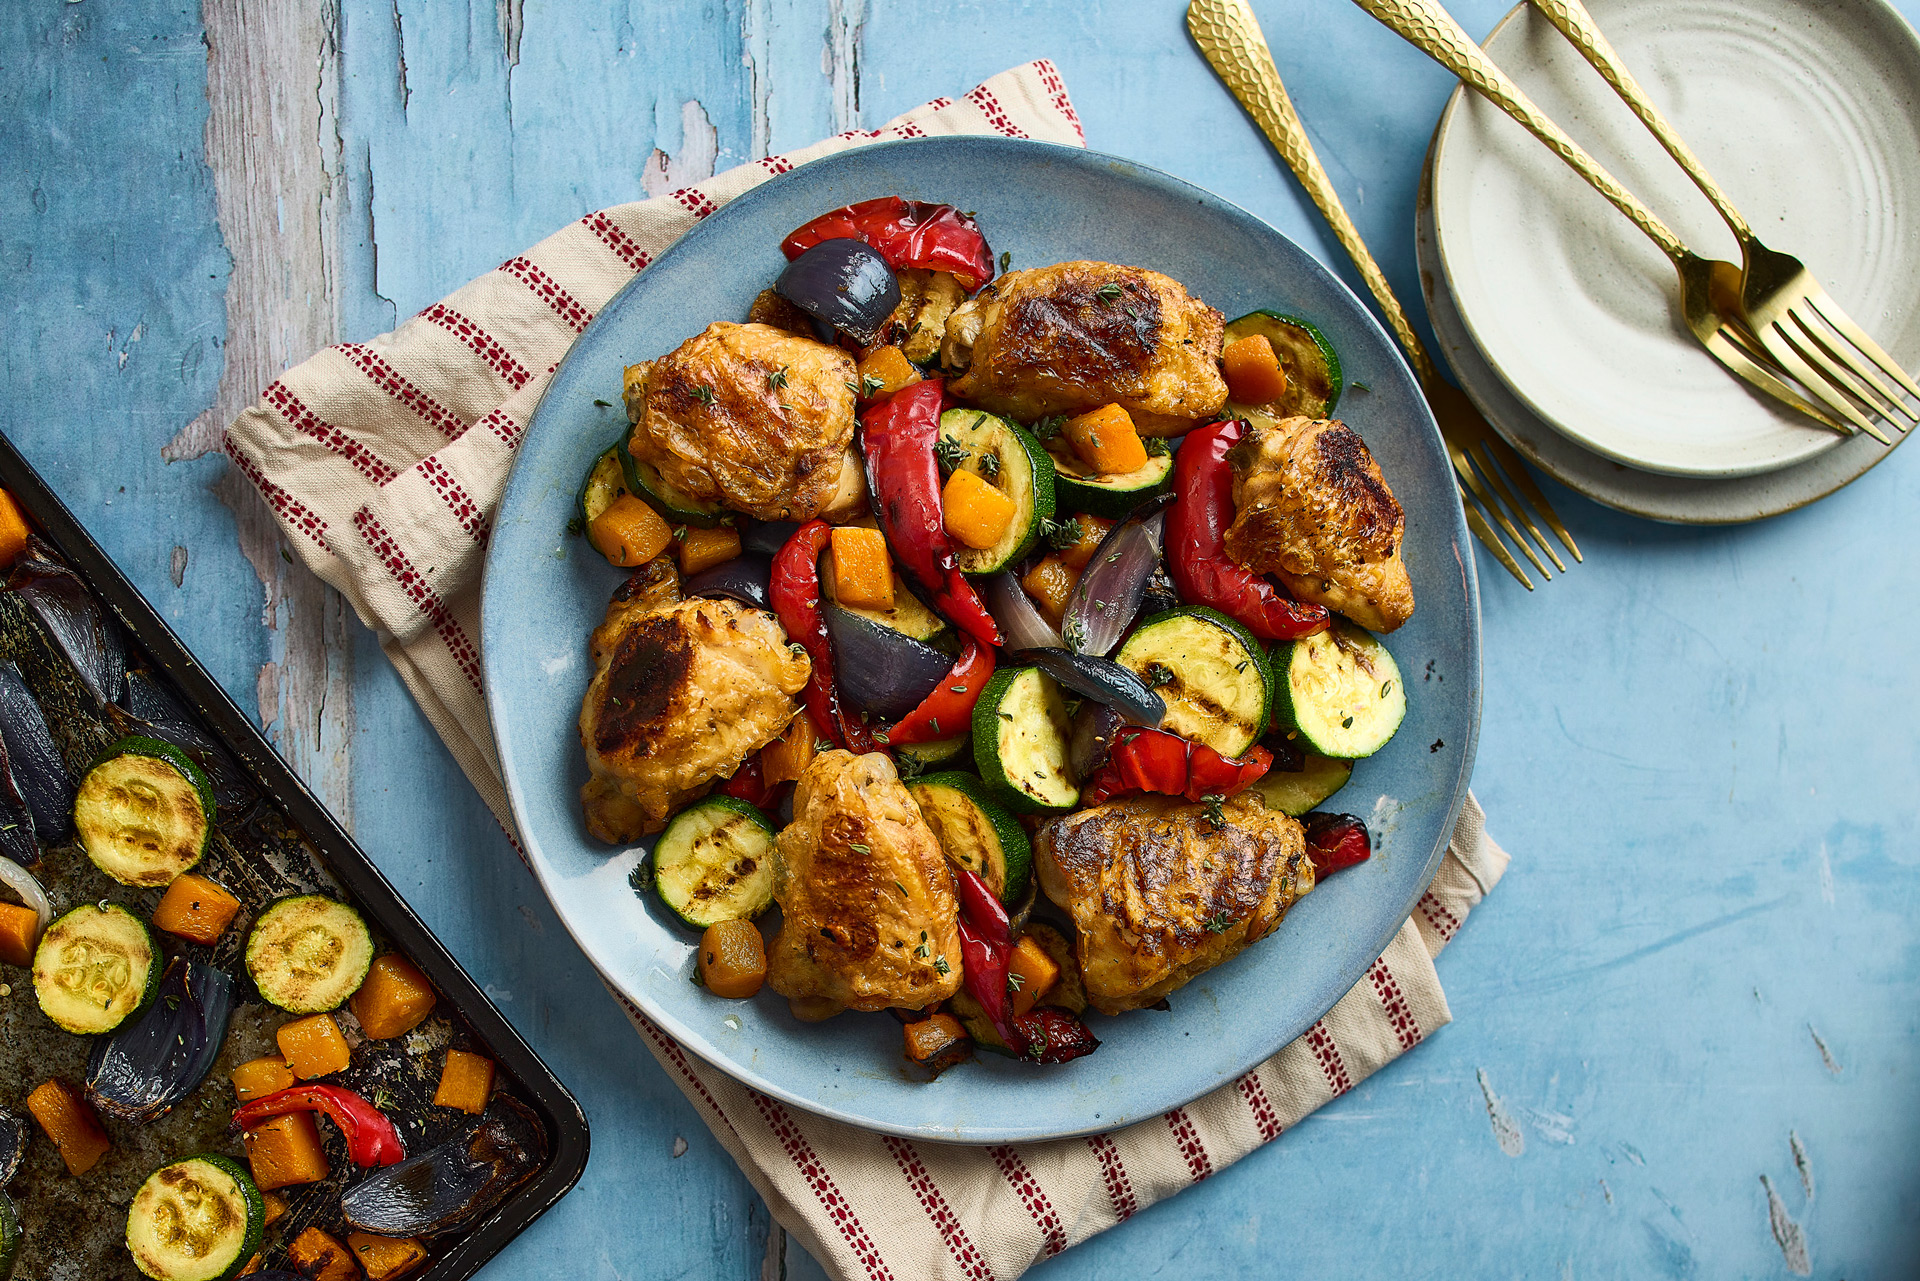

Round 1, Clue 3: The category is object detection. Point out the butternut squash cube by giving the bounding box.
[0,901,39,968]
[261,1191,290,1228]
[243,1111,330,1191]
[1019,555,1078,628]
[432,1048,496,1115]
[230,1055,297,1103]
[277,1012,352,1079]
[828,526,893,609]
[587,492,673,567]
[151,872,243,945]
[1056,514,1113,572]
[941,468,1016,551]
[855,346,922,402]
[348,1233,430,1280]
[25,1078,110,1176]
[1221,334,1290,405]
[1008,935,1061,1017]
[1063,404,1148,476]
[349,954,438,1040]
[0,488,29,569]
[759,715,818,788]
[674,524,742,576]
[286,1225,360,1281]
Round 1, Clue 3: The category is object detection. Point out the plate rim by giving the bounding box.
[1429,0,1920,479]
[481,135,1483,1142]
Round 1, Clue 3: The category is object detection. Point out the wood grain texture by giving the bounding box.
[6,1,1920,1278]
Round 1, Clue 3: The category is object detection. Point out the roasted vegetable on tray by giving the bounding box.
[568,196,1414,1080]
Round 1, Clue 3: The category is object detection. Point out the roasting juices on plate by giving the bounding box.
[572,195,1413,1075]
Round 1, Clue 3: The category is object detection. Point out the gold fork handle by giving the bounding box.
[1351,0,1688,262]
[1527,0,1752,242]
[1188,0,1439,385]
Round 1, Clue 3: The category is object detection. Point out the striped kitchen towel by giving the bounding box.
[225,60,1511,1281]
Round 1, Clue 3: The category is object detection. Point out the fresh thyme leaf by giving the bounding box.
[1204,912,1233,934]
[849,842,871,854]
[933,956,950,976]
[894,880,909,896]
[999,250,1012,272]
[978,452,1000,480]
[766,365,789,390]
[566,516,584,536]
[861,373,887,397]
[593,398,613,407]
[691,384,716,405]
[1006,972,1025,993]
[933,436,970,472]
[1145,662,1175,689]
[1201,793,1227,830]
[1096,282,1123,303]
[1039,514,1079,550]
[1031,414,1067,441]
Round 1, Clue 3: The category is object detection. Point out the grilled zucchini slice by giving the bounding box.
[906,772,1032,905]
[973,667,1078,814]
[1270,621,1406,759]
[125,1154,263,1281]
[1223,311,1341,418]
[1249,752,1354,816]
[578,442,628,527]
[937,409,1056,574]
[33,902,159,1035]
[1045,437,1173,519]
[895,733,971,776]
[245,895,375,1014]
[76,736,216,887]
[653,796,777,929]
[1114,607,1272,757]
[617,434,726,529]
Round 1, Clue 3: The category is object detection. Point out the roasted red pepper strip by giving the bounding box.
[781,197,995,291]
[1167,418,1331,642]
[1080,727,1273,807]
[881,636,992,747]
[1301,812,1372,876]
[721,757,779,808]
[860,380,1002,649]
[771,521,876,752]
[1008,1007,1101,1065]
[232,1085,405,1168]
[953,865,1009,947]
[954,865,1099,1063]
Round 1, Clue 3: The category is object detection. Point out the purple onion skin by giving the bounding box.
[342,1096,546,1237]
[775,238,901,347]
[0,661,71,842]
[86,958,234,1124]
[1009,648,1165,728]
[1069,702,1125,780]
[1061,507,1166,656]
[8,552,125,706]
[684,554,773,611]
[981,572,1062,651]
[821,603,952,722]
[741,520,801,557]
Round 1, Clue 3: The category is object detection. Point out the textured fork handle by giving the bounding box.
[1351,0,1688,261]
[1188,0,1438,384]
[1528,0,1752,241]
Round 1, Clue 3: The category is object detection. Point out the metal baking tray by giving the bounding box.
[0,429,587,1278]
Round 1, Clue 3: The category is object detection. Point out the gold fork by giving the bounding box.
[1188,0,1579,589]
[1528,0,1918,440]
[1347,0,1864,441]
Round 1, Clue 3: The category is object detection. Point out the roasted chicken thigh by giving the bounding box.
[767,750,963,1020]
[1034,793,1314,1015]
[941,262,1228,434]
[1224,415,1415,633]
[623,321,866,522]
[578,560,809,843]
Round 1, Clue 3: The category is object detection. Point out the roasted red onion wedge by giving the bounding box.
[8,549,125,706]
[341,1095,547,1237]
[982,571,1063,651]
[1009,648,1164,728]
[0,659,74,843]
[775,238,901,347]
[682,554,773,611]
[1060,499,1169,656]
[822,603,952,722]
[87,957,235,1124]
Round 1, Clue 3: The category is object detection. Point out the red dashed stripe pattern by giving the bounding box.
[674,187,718,219]
[472,406,522,450]
[1164,1108,1213,1183]
[885,1136,996,1281]
[224,433,329,545]
[1086,1133,1137,1221]
[751,1093,896,1281]
[351,509,482,691]
[500,255,593,332]
[582,210,652,273]
[417,456,486,541]
[1034,60,1083,142]
[1368,958,1424,1051]
[261,381,398,485]
[989,1146,1067,1258]
[1419,889,1461,941]
[1239,1073,1282,1142]
[337,343,466,441]
[760,155,795,177]
[419,303,532,390]
[966,85,1030,139]
[1305,1019,1354,1096]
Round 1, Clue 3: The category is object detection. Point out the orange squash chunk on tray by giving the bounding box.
[349,953,438,1040]
[151,872,243,945]
[1008,935,1061,1017]
[0,901,39,968]
[243,1111,330,1191]
[349,1232,431,1280]
[277,1012,352,1079]
[433,1048,496,1115]
[0,489,29,569]
[855,346,921,402]
[674,524,741,576]
[287,1225,360,1281]
[230,1055,297,1103]
[26,1078,111,1176]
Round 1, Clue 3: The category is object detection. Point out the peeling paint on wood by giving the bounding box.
[1475,1068,1524,1156]
[169,544,188,587]
[642,100,719,197]
[1761,1175,1812,1275]
[1808,1024,1842,1075]
[1790,1130,1814,1200]
[826,0,865,133]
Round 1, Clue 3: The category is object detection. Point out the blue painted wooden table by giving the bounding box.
[6,1,1917,1276]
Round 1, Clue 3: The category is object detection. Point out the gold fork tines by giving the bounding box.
[1528,0,1917,442]
[1187,0,1580,591]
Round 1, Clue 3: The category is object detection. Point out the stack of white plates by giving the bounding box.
[1420,0,1920,522]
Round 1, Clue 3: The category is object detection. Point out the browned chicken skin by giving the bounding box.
[1034,793,1315,1015]
[578,560,809,843]
[1224,415,1415,633]
[767,751,963,1020]
[941,262,1227,434]
[624,321,866,522]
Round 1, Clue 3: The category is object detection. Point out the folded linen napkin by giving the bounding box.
[224,60,1511,1281]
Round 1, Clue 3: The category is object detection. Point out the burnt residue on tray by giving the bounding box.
[0,551,547,1281]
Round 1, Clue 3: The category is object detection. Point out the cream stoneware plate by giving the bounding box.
[1417,142,1912,523]
[481,138,1480,1143]
[1431,0,1920,478]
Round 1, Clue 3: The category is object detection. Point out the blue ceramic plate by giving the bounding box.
[482,138,1480,1143]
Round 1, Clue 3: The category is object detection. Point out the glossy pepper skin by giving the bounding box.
[1079,727,1274,807]
[953,866,1099,1064]
[720,757,783,810]
[1167,418,1331,642]
[232,1085,405,1168]
[781,197,996,291]
[771,521,877,753]
[1301,812,1372,876]
[881,635,992,747]
[860,380,1002,649]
